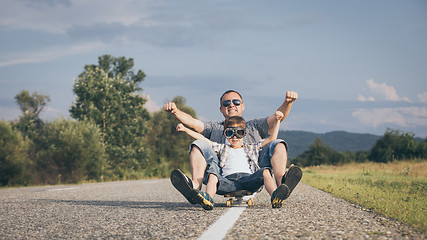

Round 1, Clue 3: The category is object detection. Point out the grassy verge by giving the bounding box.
[302,160,427,233]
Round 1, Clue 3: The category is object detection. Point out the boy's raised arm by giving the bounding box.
[164,102,205,133]
[262,111,284,148]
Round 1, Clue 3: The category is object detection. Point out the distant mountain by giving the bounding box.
[278,130,381,158]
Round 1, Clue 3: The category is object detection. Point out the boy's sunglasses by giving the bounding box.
[222,99,242,107]
[224,127,246,139]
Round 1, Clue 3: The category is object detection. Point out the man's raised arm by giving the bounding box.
[163,102,205,133]
[267,91,298,132]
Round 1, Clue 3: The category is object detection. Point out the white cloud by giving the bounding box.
[357,94,375,102]
[1,0,147,33]
[357,94,366,102]
[365,79,411,102]
[352,106,427,128]
[143,95,161,112]
[352,108,405,128]
[398,107,427,126]
[39,106,68,120]
[417,92,427,103]
[0,42,107,67]
[367,96,375,102]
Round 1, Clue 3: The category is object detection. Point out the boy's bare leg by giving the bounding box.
[263,169,276,196]
[190,173,215,211]
[189,146,207,190]
[206,174,218,197]
[270,143,288,187]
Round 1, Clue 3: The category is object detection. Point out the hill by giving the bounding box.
[278,130,381,158]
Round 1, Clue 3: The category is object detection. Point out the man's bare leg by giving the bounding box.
[270,143,288,187]
[189,146,207,190]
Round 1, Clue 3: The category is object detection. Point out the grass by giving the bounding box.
[302,160,427,233]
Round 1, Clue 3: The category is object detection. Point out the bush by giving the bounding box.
[416,140,427,159]
[35,119,107,184]
[0,121,31,186]
[291,138,344,167]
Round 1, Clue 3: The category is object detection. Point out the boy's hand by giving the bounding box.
[164,102,178,114]
[176,123,185,132]
[275,111,284,121]
[285,91,298,103]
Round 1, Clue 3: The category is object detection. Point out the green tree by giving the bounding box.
[70,55,150,179]
[144,96,196,177]
[0,121,31,186]
[13,90,50,139]
[15,90,50,117]
[369,129,418,162]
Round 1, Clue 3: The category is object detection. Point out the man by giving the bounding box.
[164,90,302,205]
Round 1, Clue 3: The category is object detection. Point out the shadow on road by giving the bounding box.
[37,199,200,211]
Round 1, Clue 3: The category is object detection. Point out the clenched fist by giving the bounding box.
[285,91,298,103]
[163,102,178,114]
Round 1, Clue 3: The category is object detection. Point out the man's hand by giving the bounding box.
[285,91,298,103]
[164,101,204,133]
[268,90,298,129]
[164,102,178,114]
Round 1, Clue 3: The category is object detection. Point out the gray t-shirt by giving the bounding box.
[203,117,270,144]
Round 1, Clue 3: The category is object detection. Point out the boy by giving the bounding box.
[176,111,290,210]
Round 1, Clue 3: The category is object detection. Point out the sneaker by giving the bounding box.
[271,184,289,208]
[191,189,214,210]
[170,169,197,204]
[281,165,302,197]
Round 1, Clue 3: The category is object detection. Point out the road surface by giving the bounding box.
[0,179,424,239]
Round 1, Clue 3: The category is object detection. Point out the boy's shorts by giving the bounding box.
[208,168,271,195]
[203,153,271,195]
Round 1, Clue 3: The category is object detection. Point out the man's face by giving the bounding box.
[220,92,245,119]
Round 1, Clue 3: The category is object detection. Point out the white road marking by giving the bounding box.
[47,187,79,192]
[198,206,246,240]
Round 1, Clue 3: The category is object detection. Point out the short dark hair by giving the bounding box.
[224,116,246,129]
[220,90,243,105]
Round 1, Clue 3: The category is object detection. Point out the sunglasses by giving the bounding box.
[222,99,242,107]
[224,127,246,139]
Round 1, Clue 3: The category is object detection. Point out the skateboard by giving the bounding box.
[223,190,255,207]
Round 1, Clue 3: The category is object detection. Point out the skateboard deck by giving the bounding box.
[223,190,255,207]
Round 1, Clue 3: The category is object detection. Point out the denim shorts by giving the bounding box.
[206,167,270,195]
[257,139,288,169]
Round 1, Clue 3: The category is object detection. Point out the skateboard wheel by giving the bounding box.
[247,198,254,207]
[226,199,233,207]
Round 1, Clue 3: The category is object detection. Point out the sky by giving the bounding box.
[1,0,426,138]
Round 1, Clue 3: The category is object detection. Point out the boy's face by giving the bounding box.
[225,124,245,149]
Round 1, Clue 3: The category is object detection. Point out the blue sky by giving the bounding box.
[1,0,426,137]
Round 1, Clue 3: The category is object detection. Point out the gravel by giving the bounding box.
[226,183,425,239]
[0,179,424,239]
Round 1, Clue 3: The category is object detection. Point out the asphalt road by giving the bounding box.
[0,179,424,239]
